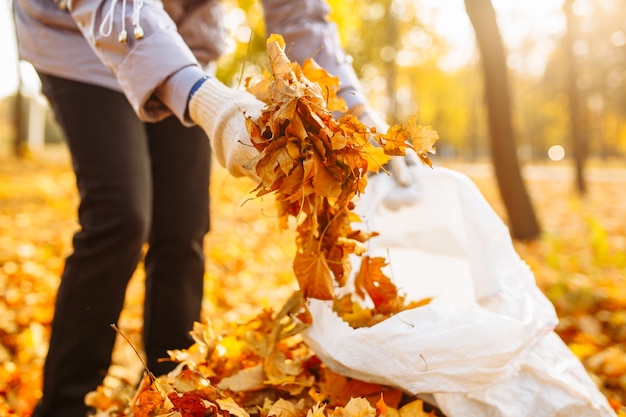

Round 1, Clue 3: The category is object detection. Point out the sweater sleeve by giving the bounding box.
[68,0,206,122]
[261,0,368,110]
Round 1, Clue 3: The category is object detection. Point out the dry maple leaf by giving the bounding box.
[377,113,439,167]
[293,249,335,300]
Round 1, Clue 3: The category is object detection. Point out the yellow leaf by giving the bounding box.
[399,399,438,417]
[217,364,265,392]
[217,398,252,417]
[308,403,329,417]
[267,33,286,49]
[336,237,367,256]
[267,398,306,417]
[340,398,376,417]
[264,350,301,385]
[363,143,392,173]
[335,299,373,329]
[302,58,347,113]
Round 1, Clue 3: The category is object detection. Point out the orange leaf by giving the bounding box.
[380,114,438,165]
[302,58,347,113]
[376,394,388,416]
[354,257,399,313]
[131,389,164,417]
[293,251,334,300]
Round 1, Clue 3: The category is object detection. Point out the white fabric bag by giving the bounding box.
[302,164,616,417]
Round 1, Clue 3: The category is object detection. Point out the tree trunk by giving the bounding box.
[13,90,26,158]
[563,0,588,194]
[13,41,27,157]
[464,0,540,240]
[383,0,399,125]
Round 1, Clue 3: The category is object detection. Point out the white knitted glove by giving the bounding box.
[359,108,422,210]
[189,77,265,180]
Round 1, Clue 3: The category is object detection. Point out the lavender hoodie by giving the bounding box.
[13,0,366,123]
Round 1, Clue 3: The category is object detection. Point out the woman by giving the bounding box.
[12,0,419,415]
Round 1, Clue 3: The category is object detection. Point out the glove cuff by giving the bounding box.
[189,77,238,129]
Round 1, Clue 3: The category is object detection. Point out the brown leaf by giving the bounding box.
[310,154,343,200]
[168,392,209,417]
[245,35,432,330]
[293,251,334,300]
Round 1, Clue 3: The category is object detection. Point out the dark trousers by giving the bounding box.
[33,74,211,417]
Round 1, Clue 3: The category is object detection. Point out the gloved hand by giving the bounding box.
[358,107,422,210]
[188,77,265,180]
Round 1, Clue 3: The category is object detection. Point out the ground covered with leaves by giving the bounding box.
[1,148,626,416]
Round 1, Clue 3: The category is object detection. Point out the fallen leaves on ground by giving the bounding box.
[84,292,437,417]
[2,152,626,416]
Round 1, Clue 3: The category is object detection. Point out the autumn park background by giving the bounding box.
[2,0,626,415]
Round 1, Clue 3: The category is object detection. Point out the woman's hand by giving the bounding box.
[188,77,265,180]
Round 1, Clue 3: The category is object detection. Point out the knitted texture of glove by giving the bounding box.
[189,77,265,180]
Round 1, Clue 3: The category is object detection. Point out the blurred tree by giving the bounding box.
[572,0,626,160]
[328,0,483,154]
[219,0,485,156]
[412,63,484,158]
[13,66,26,158]
[464,0,540,240]
[563,0,588,194]
[542,0,626,164]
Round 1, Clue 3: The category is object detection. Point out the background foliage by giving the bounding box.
[4,0,626,162]
[1,150,626,415]
[205,0,626,162]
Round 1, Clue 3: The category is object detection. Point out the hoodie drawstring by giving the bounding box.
[99,0,144,43]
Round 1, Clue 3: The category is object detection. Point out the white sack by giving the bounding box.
[301,164,616,417]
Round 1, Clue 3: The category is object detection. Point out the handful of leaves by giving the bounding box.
[245,35,438,324]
